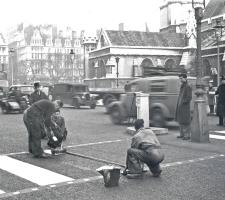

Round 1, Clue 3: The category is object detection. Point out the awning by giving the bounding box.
[180,52,189,66]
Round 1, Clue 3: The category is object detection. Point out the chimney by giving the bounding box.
[119,23,124,31]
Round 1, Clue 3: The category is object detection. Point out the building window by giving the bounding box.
[106,66,112,74]
[133,65,138,77]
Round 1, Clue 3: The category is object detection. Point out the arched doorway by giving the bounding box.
[141,58,154,76]
[165,59,176,71]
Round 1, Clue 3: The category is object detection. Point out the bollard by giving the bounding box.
[135,92,149,128]
[96,165,121,187]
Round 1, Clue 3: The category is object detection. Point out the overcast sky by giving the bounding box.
[0,0,163,34]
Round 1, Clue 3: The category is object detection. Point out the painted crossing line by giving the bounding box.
[0,190,5,195]
[210,131,225,140]
[0,155,74,186]
[0,154,224,199]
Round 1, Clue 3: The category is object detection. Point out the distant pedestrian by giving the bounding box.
[207,82,215,115]
[23,99,63,158]
[175,73,192,140]
[215,76,225,126]
[122,119,164,179]
[29,82,48,105]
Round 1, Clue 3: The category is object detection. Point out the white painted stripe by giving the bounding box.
[210,134,225,140]
[0,190,5,194]
[0,156,74,186]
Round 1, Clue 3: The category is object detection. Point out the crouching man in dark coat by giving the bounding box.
[23,99,63,158]
[123,119,164,179]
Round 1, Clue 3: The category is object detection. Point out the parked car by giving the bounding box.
[108,76,198,127]
[52,83,96,109]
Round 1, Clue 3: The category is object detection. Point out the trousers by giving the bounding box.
[126,147,164,174]
[23,109,44,157]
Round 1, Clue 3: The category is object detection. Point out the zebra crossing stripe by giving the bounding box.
[0,190,5,194]
[0,156,74,186]
[210,134,225,140]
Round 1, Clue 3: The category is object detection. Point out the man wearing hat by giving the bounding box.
[175,73,192,140]
[29,82,48,105]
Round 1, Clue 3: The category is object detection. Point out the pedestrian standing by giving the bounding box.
[23,99,63,158]
[29,82,48,105]
[175,73,192,140]
[122,119,164,179]
[215,77,225,126]
[208,82,215,115]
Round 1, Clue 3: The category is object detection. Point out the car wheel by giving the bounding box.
[1,107,8,114]
[110,106,123,125]
[73,99,80,109]
[90,104,96,109]
[105,98,117,114]
[151,108,165,127]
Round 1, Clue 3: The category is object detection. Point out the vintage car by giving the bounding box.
[0,84,32,114]
[107,76,199,127]
[52,83,96,109]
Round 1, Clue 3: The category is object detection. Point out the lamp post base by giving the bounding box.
[191,87,209,143]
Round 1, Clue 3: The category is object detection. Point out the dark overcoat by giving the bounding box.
[215,83,225,117]
[175,81,192,125]
[29,90,48,105]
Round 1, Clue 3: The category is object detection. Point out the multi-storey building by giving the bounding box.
[8,24,85,85]
[0,33,8,78]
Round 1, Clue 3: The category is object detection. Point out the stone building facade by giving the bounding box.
[8,24,84,84]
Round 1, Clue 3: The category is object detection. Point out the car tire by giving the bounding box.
[90,104,96,109]
[73,99,80,109]
[1,107,8,114]
[105,98,117,114]
[110,106,123,125]
[151,108,165,127]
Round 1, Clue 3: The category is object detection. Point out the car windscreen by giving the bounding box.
[20,86,34,93]
[73,86,88,92]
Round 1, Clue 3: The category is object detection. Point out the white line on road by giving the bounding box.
[1,139,128,157]
[210,134,225,140]
[0,155,74,186]
[0,154,224,199]
[0,190,5,194]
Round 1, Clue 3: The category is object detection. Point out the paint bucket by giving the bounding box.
[96,165,121,187]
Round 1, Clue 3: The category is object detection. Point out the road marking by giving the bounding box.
[210,134,225,140]
[0,154,224,199]
[0,190,5,194]
[1,139,128,157]
[0,155,74,186]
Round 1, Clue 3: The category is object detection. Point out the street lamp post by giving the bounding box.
[115,57,120,88]
[191,0,209,143]
[9,48,15,85]
[213,19,225,86]
[70,49,75,82]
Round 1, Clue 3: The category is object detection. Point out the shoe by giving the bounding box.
[152,169,162,177]
[183,136,190,140]
[33,153,50,158]
[126,173,143,179]
[177,136,184,139]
